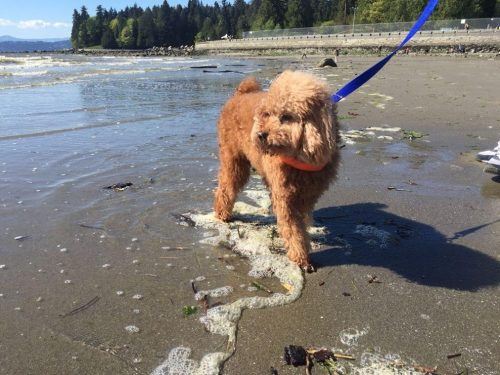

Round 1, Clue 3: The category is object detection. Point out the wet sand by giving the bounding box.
[1,55,499,374]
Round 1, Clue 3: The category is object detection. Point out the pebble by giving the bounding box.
[131,238,138,242]
[0,294,4,298]
[14,307,22,311]
[132,294,143,300]
[132,259,140,264]
[64,280,72,284]
[125,325,140,333]
[132,309,140,314]
[161,246,170,250]
[116,291,125,296]
[0,265,6,270]
[36,297,43,302]
[102,264,111,269]
[133,358,142,364]
[60,269,65,274]
[60,248,67,253]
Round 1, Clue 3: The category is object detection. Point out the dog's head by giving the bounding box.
[252,70,339,166]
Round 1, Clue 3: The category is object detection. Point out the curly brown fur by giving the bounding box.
[214,70,340,270]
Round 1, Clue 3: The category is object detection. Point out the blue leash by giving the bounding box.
[331,0,439,103]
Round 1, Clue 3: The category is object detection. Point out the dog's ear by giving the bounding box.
[301,105,336,165]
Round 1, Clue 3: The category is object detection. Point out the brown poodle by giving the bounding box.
[214,70,340,271]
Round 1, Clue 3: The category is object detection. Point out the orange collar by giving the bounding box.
[280,156,327,172]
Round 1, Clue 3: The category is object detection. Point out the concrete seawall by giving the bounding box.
[196,30,500,55]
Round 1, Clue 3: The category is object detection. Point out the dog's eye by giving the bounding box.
[279,113,294,123]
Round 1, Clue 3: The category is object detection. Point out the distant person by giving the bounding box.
[301,53,307,59]
[334,48,340,63]
[465,22,470,32]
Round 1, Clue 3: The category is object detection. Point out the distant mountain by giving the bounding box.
[0,36,71,52]
[0,35,69,43]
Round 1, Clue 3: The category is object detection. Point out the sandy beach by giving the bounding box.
[0,54,499,374]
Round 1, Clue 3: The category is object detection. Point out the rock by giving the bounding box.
[317,58,337,68]
[284,345,308,367]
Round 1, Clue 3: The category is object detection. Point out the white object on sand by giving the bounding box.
[477,140,500,161]
[125,325,140,333]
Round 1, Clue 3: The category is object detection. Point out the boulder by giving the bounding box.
[317,58,337,68]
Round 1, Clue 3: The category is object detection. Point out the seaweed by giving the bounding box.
[182,305,198,317]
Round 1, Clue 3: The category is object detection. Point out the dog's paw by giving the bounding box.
[288,253,315,273]
[214,211,232,223]
[301,263,317,273]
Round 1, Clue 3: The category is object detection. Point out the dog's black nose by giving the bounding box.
[257,131,268,141]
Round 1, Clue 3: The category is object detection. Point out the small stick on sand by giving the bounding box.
[60,296,100,318]
[191,281,198,294]
[334,353,355,361]
[251,281,273,294]
[78,223,104,230]
[305,355,313,375]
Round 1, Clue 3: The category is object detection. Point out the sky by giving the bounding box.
[0,0,194,39]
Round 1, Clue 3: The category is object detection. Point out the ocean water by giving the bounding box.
[0,54,272,221]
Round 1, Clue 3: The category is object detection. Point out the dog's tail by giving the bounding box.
[235,77,260,95]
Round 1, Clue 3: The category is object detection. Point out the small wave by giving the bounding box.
[0,113,172,141]
[11,70,49,77]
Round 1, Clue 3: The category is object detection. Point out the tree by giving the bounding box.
[252,0,281,29]
[87,17,100,46]
[95,5,105,43]
[119,18,137,48]
[71,9,80,48]
[137,8,156,48]
[101,28,118,48]
[285,0,313,28]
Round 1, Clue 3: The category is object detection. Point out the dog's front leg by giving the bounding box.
[272,191,313,271]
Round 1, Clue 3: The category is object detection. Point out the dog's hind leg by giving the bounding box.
[214,154,250,222]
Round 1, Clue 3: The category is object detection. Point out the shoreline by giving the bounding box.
[3,31,498,58]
